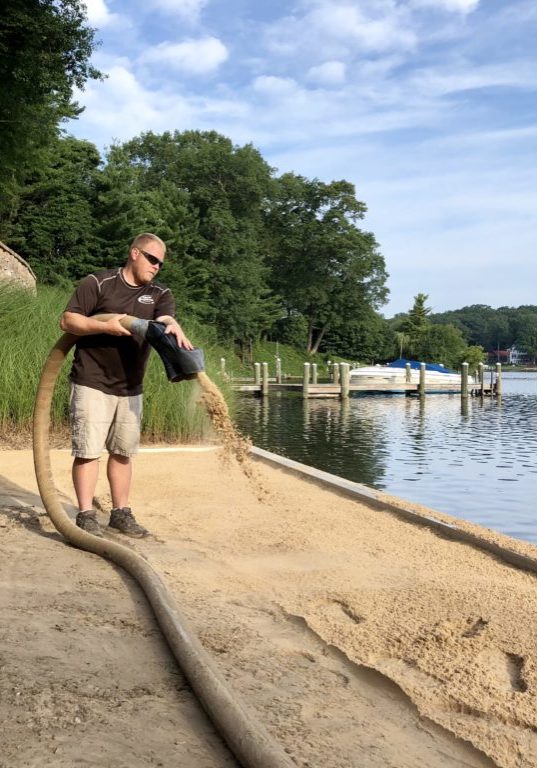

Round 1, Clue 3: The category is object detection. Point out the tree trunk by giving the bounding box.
[310,324,328,355]
[307,322,314,355]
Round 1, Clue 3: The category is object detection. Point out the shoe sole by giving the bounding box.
[108,526,148,539]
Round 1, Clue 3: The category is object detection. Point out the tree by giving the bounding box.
[266,174,388,354]
[0,0,102,219]
[413,323,467,369]
[402,293,431,351]
[99,130,280,348]
[514,312,537,363]
[459,345,486,376]
[7,136,101,284]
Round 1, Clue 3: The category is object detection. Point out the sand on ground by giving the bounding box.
[1,447,537,768]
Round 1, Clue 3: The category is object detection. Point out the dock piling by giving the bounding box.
[275,357,282,384]
[340,363,350,400]
[478,363,485,397]
[496,363,502,396]
[303,363,311,398]
[419,362,426,397]
[461,362,469,399]
[261,362,269,397]
[254,362,261,385]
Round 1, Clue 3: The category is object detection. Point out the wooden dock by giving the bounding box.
[231,380,494,398]
[223,360,501,400]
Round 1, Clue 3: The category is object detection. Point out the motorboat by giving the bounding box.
[348,359,471,389]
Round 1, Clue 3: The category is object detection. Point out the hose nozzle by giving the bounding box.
[144,321,205,382]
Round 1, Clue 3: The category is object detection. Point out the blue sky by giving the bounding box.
[69,0,537,317]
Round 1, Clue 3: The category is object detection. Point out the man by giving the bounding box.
[60,233,193,538]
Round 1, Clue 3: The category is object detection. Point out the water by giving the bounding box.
[235,372,537,543]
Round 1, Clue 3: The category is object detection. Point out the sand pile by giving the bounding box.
[2,448,537,767]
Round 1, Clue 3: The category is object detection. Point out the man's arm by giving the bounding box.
[60,312,132,337]
[156,315,194,350]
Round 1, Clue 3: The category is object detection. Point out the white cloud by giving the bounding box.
[252,76,298,98]
[410,0,480,12]
[139,37,228,75]
[266,1,416,59]
[410,61,537,96]
[83,0,117,26]
[151,0,209,22]
[307,61,346,86]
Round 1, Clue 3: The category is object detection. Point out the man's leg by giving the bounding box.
[106,394,147,537]
[69,384,116,536]
[72,457,100,512]
[107,453,132,509]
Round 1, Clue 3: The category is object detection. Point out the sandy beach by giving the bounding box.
[1,446,537,768]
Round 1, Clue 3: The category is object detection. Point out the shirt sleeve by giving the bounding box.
[64,275,100,316]
[154,289,176,320]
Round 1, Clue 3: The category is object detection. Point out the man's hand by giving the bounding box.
[103,314,132,336]
[156,316,194,350]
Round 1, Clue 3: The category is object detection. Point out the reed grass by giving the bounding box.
[0,285,233,444]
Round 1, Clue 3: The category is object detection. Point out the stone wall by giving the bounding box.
[0,242,37,293]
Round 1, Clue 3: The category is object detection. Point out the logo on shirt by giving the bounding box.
[138,295,155,304]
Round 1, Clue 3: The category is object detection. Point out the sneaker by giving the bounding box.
[108,507,149,538]
[76,510,103,537]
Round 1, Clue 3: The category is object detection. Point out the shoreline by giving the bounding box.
[2,447,537,767]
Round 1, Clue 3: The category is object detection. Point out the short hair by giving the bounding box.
[130,232,167,254]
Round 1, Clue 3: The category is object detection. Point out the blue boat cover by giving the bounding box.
[387,358,458,374]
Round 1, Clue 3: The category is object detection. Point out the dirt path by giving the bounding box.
[1,447,537,767]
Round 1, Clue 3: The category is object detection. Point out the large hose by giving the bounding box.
[32,315,296,768]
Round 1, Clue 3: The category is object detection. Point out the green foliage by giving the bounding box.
[2,128,390,357]
[6,136,101,283]
[412,323,467,369]
[323,307,396,362]
[0,0,102,215]
[459,345,486,376]
[427,304,537,361]
[400,293,431,355]
[265,173,388,354]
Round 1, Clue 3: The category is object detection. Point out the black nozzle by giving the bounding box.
[146,321,205,382]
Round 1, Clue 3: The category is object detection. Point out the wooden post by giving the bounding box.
[478,363,485,397]
[261,362,269,397]
[327,360,331,381]
[220,357,226,376]
[419,362,426,397]
[333,362,340,385]
[495,362,502,396]
[312,363,318,385]
[405,362,411,383]
[254,362,261,385]
[303,363,310,398]
[461,362,469,399]
[275,357,282,384]
[340,363,350,400]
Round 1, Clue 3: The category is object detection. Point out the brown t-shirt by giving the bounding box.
[65,268,176,396]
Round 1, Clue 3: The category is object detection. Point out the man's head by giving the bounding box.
[127,233,167,285]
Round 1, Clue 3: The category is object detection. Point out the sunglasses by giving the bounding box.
[138,248,164,269]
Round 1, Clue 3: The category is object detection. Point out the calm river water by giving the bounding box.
[235,372,537,544]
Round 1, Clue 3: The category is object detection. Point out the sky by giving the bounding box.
[68,0,537,317]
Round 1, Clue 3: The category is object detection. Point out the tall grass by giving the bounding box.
[0,285,233,443]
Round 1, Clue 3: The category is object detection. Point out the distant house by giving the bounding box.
[508,346,529,365]
[488,346,531,365]
[0,241,36,293]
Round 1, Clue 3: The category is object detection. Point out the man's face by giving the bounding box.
[131,243,166,284]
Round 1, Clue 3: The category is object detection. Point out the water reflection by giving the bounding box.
[235,374,537,544]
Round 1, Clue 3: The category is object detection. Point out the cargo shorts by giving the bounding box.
[69,384,143,459]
